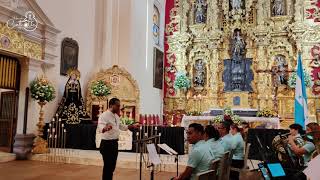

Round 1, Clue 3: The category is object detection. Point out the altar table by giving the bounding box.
[181,116,280,129]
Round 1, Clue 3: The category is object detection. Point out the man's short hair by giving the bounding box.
[289,123,303,134]
[109,98,120,106]
[189,123,204,134]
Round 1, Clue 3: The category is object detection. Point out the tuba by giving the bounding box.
[272,134,305,168]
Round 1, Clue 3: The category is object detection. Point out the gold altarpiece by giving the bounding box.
[164,0,320,127]
[86,65,140,121]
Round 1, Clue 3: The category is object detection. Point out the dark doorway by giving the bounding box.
[0,55,20,152]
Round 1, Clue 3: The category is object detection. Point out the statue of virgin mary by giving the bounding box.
[56,69,90,124]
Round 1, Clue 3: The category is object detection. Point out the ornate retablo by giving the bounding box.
[163,0,320,125]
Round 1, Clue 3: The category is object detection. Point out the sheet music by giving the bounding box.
[147,144,161,165]
[157,143,178,155]
[303,155,320,180]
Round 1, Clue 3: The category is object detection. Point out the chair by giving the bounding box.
[210,159,220,180]
[230,143,251,179]
[218,151,233,180]
[196,170,217,180]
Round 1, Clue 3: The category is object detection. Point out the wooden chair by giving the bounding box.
[218,151,233,180]
[230,143,251,178]
[196,170,217,180]
[210,159,220,180]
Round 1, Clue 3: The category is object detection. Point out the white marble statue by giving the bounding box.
[272,0,285,16]
[231,0,242,10]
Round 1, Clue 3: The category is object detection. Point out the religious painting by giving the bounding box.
[153,48,164,89]
[153,5,160,45]
[60,38,79,76]
[110,74,120,86]
[272,55,288,86]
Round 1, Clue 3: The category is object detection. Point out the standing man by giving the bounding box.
[98,98,134,180]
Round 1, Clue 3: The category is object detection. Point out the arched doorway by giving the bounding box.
[0,54,20,152]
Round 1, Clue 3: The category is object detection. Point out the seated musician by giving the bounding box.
[204,125,224,159]
[217,121,234,153]
[240,122,250,142]
[230,124,245,180]
[173,123,214,180]
[288,124,315,166]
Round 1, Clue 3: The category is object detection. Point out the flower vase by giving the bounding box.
[32,101,49,154]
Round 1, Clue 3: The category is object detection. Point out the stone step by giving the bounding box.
[0,152,16,163]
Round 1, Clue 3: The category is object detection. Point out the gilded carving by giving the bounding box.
[86,65,140,120]
[0,23,42,60]
[163,0,320,124]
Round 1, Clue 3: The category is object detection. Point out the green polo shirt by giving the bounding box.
[231,132,244,160]
[219,134,234,153]
[206,138,225,159]
[187,140,214,180]
[302,141,315,165]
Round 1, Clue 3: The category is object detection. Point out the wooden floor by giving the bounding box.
[0,161,176,180]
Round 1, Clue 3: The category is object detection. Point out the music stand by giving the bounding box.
[158,143,179,177]
[134,135,160,180]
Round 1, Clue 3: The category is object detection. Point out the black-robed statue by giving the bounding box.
[56,69,90,124]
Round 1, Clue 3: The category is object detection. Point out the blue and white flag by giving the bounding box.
[294,53,309,128]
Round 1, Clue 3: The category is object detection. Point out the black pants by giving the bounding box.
[100,139,119,180]
[230,159,244,180]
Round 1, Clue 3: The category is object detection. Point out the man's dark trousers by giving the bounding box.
[100,139,119,180]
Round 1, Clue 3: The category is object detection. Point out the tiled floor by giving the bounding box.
[0,161,176,180]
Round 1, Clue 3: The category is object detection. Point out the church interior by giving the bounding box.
[1,0,320,180]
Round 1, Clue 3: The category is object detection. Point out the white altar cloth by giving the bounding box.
[181,116,280,129]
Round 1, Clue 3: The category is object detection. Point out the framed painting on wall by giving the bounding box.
[153,48,164,89]
[60,37,79,76]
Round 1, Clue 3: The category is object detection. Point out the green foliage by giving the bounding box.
[91,80,111,97]
[30,77,55,102]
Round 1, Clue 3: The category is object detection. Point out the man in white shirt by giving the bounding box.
[98,98,135,180]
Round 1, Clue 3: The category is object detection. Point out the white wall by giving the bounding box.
[28,0,164,132]
[34,0,96,126]
[98,0,165,115]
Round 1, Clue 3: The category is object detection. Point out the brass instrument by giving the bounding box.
[272,133,305,168]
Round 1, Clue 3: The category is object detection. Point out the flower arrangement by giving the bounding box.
[186,111,202,116]
[30,76,55,102]
[287,69,312,88]
[257,108,277,117]
[121,116,135,125]
[91,80,111,97]
[174,72,191,90]
[211,107,243,125]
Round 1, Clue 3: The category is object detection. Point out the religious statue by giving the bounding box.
[223,30,253,92]
[231,31,245,57]
[275,55,287,84]
[272,0,285,16]
[195,0,206,24]
[56,69,90,124]
[194,59,206,87]
[231,0,242,11]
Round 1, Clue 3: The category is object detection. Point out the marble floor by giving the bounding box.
[0,160,176,180]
